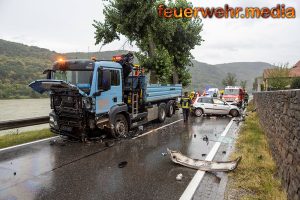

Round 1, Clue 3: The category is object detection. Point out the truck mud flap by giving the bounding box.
[167,149,241,172]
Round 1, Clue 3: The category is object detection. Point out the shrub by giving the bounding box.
[291,78,300,89]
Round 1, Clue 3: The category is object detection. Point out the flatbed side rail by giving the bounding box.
[0,116,49,131]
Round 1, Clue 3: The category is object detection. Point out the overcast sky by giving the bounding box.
[0,0,299,65]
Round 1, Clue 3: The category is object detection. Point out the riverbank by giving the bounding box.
[0,98,51,136]
[0,98,50,121]
[225,102,287,200]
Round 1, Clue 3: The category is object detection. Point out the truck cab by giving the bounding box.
[222,86,245,107]
[29,55,182,141]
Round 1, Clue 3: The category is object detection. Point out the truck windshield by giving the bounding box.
[224,89,239,95]
[207,90,217,96]
[53,70,93,86]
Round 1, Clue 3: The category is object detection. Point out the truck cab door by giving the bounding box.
[95,68,122,114]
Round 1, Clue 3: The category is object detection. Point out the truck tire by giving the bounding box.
[158,103,167,122]
[230,109,239,117]
[166,100,175,117]
[111,114,128,138]
[194,108,203,117]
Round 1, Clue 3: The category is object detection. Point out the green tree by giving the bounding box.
[267,64,291,90]
[93,0,203,86]
[240,80,247,90]
[222,73,237,87]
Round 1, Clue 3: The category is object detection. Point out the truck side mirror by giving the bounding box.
[98,69,111,91]
[43,69,52,79]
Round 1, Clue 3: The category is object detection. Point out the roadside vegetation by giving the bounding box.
[225,101,287,200]
[0,129,54,149]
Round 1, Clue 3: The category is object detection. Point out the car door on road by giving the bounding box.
[212,98,229,114]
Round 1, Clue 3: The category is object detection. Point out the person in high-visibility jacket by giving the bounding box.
[180,92,192,122]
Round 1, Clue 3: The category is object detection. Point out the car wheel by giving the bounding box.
[230,109,239,117]
[111,114,128,138]
[158,103,167,122]
[195,108,203,117]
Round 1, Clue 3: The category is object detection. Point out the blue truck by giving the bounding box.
[29,54,182,141]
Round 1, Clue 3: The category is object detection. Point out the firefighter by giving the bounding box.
[244,91,249,104]
[180,92,192,122]
[189,91,195,100]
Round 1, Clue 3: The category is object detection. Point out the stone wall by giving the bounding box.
[253,90,300,200]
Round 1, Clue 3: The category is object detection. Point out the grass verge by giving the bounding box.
[225,101,287,200]
[0,129,54,149]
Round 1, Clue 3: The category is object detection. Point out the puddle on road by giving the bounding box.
[177,117,231,160]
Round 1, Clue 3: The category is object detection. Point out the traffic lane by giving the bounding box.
[0,117,231,200]
[0,114,181,191]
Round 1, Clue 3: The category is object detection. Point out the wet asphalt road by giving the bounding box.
[0,113,231,200]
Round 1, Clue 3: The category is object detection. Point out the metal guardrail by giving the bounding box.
[0,116,49,131]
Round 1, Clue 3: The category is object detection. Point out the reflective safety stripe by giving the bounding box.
[181,98,190,108]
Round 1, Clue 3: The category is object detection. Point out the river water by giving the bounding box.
[0,98,51,135]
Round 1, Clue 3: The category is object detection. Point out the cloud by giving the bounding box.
[0,0,299,65]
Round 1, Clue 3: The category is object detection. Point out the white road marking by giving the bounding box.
[133,119,183,139]
[0,136,59,153]
[179,118,235,200]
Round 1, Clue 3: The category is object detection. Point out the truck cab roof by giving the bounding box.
[51,59,122,71]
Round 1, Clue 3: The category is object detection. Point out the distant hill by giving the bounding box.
[188,61,271,91]
[0,39,59,99]
[0,39,57,60]
[0,39,270,98]
[63,50,129,60]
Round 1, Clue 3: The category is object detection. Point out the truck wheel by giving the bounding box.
[166,100,175,117]
[230,109,239,117]
[158,103,167,122]
[195,108,203,117]
[111,114,128,138]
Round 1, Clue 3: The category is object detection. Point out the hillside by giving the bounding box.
[0,39,270,99]
[188,61,271,91]
[0,39,60,98]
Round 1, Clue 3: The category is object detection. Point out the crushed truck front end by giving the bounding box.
[29,59,112,140]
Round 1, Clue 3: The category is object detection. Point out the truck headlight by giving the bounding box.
[50,116,54,123]
[83,98,92,109]
[49,115,57,127]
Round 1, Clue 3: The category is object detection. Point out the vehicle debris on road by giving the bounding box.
[203,135,208,142]
[118,161,128,168]
[167,149,241,172]
[176,173,183,181]
[49,140,56,145]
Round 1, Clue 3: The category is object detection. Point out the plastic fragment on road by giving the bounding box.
[138,126,144,131]
[49,140,56,145]
[167,149,241,172]
[118,161,128,168]
[176,173,183,181]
